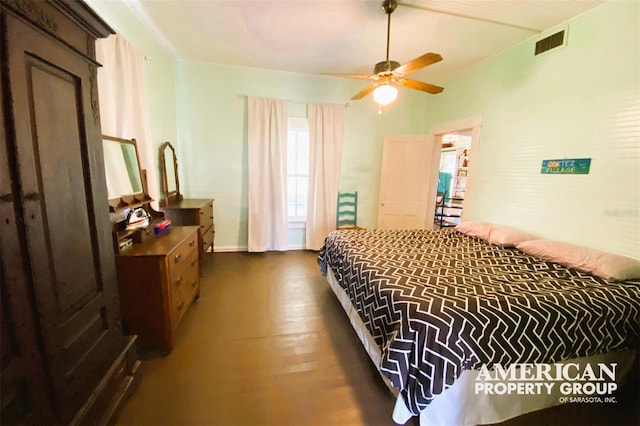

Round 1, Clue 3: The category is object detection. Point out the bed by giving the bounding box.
[317,227,640,425]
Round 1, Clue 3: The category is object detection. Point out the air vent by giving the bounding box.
[535,30,565,55]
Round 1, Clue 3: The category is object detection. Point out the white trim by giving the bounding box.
[214,245,247,252]
[123,0,181,58]
[213,245,309,252]
[429,115,483,135]
[288,220,306,229]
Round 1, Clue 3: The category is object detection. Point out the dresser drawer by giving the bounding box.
[170,287,189,330]
[199,201,214,230]
[169,248,199,295]
[168,232,198,277]
[171,279,198,329]
[169,248,199,328]
[201,225,215,253]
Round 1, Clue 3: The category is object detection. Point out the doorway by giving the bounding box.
[375,116,481,231]
[434,131,472,228]
[425,115,482,229]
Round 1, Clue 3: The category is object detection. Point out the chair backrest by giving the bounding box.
[336,191,358,229]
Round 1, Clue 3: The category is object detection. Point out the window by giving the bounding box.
[287,117,309,222]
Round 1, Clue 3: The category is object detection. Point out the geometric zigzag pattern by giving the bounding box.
[318,228,640,416]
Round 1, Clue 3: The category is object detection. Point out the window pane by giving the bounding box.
[297,177,308,217]
[287,176,297,217]
[287,130,296,173]
[287,119,309,221]
[297,137,309,175]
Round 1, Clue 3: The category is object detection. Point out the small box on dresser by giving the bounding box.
[115,226,200,351]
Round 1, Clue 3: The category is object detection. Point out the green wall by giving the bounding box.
[174,61,427,250]
[88,0,429,251]
[88,0,638,257]
[423,0,639,258]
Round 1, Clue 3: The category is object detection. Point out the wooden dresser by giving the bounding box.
[115,226,201,351]
[162,199,215,258]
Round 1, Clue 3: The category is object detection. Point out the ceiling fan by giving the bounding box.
[327,0,444,105]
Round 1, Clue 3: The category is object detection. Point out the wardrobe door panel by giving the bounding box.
[29,57,100,308]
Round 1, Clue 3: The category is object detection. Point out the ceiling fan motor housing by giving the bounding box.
[382,0,398,14]
[374,60,400,74]
[339,0,444,101]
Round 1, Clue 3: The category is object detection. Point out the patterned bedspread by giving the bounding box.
[317,228,640,416]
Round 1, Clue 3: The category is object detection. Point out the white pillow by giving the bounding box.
[516,239,640,282]
[487,224,537,247]
[455,221,491,240]
[455,222,536,247]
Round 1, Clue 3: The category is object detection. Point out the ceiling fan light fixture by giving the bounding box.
[325,0,443,105]
[373,84,398,106]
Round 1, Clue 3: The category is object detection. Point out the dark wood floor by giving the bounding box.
[115,251,639,426]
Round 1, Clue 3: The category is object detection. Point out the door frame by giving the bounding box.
[426,115,483,227]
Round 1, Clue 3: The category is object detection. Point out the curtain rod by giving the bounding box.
[239,94,349,108]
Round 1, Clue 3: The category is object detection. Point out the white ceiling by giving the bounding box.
[126,0,608,84]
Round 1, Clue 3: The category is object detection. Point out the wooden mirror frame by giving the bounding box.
[159,141,182,206]
[103,135,152,212]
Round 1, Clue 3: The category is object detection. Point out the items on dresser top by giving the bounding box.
[115,226,200,351]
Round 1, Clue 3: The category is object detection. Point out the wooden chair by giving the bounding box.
[336,191,359,229]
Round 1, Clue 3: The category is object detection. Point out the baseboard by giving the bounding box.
[214,245,308,252]
[214,245,248,252]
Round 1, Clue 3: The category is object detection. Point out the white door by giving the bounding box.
[377,134,437,229]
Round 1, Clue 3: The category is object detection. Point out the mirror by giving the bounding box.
[165,152,176,193]
[160,141,182,205]
[103,135,151,211]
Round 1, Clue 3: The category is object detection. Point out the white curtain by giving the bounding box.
[95,34,158,204]
[247,97,289,252]
[306,103,344,250]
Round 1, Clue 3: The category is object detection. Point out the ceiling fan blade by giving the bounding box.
[394,52,443,76]
[322,73,373,80]
[399,78,444,94]
[351,85,376,100]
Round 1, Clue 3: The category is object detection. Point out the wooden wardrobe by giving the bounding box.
[0,1,139,424]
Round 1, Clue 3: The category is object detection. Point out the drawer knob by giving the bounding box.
[190,259,197,267]
[177,301,184,311]
[174,254,181,263]
[189,239,195,247]
[175,276,182,287]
